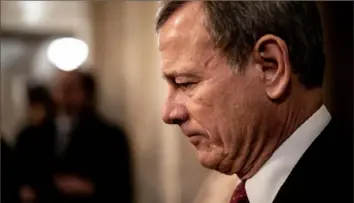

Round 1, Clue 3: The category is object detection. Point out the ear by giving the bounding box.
[252,34,291,100]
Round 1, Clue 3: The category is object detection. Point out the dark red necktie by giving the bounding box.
[229,182,249,203]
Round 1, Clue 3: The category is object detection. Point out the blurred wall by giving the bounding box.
[1,1,94,64]
[318,2,353,133]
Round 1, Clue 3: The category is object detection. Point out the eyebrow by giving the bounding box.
[161,55,214,79]
[162,69,202,80]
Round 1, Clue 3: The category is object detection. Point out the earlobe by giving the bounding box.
[253,34,291,100]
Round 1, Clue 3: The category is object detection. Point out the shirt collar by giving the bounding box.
[245,105,331,203]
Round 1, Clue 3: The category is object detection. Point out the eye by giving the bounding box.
[175,81,196,89]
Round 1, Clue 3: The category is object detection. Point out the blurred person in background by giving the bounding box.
[13,84,55,203]
[26,85,55,126]
[14,70,133,203]
[1,133,19,203]
[156,2,352,203]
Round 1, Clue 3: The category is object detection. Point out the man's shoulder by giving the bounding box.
[274,119,353,203]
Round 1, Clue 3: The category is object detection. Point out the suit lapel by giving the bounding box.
[273,120,353,203]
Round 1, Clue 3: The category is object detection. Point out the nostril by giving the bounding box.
[172,119,182,125]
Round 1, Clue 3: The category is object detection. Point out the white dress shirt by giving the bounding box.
[55,115,74,156]
[245,105,331,203]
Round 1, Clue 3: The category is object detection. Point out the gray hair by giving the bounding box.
[156,1,325,89]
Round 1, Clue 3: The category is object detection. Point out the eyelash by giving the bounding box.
[175,82,195,89]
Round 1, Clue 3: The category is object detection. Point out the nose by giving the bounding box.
[162,102,189,125]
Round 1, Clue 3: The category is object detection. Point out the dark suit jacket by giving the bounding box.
[1,139,19,203]
[13,112,133,203]
[274,119,353,203]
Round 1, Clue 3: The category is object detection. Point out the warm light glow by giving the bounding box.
[17,1,45,25]
[47,37,89,71]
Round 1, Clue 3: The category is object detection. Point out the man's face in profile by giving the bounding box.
[158,2,269,174]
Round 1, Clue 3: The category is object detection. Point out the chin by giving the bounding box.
[196,147,235,175]
[196,149,223,171]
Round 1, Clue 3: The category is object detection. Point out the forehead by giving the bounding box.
[158,2,213,57]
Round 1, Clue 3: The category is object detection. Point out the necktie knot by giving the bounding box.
[229,182,249,203]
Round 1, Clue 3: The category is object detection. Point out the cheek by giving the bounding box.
[187,86,235,146]
[191,82,252,152]
[208,104,239,155]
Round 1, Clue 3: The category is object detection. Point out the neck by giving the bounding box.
[238,88,323,181]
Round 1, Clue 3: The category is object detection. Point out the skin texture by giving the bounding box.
[158,2,322,180]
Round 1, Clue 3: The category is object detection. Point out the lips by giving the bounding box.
[187,134,203,145]
[182,130,204,141]
[182,130,202,138]
[180,127,204,145]
[180,124,205,138]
